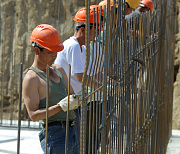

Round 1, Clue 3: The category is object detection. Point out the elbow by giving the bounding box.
[29,114,38,122]
[75,74,83,82]
[30,117,37,122]
[31,118,38,122]
[76,76,82,82]
[77,78,82,82]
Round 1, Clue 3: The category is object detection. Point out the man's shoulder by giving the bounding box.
[125,10,140,20]
[63,37,80,50]
[23,69,39,85]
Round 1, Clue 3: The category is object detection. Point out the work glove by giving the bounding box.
[57,94,81,112]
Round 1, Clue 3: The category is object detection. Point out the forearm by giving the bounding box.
[29,105,62,122]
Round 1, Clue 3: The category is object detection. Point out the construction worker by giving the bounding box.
[99,0,140,15]
[98,0,140,46]
[125,0,154,20]
[23,24,80,154]
[125,0,155,42]
[54,5,104,149]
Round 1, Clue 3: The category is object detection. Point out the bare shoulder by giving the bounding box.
[23,70,40,89]
[23,70,39,82]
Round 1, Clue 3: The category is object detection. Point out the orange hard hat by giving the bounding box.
[98,0,118,9]
[140,0,154,11]
[30,24,64,52]
[73,5,104,24]
[90,5,104,16]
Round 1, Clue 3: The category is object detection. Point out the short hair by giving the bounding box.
[75,24,85,32]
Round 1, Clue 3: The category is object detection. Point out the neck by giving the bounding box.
[32,59,49,73]
[74,32,85,47]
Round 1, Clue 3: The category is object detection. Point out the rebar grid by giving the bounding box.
[80,0,176,153]
[0,0,176,153]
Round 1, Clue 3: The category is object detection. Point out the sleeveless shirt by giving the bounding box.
[29,65,75,125]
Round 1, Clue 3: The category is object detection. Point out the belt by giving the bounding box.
[42,120,75,128]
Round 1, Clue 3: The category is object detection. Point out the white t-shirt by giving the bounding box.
[55,36,104,95]
[90,41,104,73]
[55,36,89,94]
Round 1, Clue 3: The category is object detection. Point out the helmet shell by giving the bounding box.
[73,5,104,24]
[140,0,154,11]
[99,0,118,9]
[30,24,64,52]
[99,0,113,7]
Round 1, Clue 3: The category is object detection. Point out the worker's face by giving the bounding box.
[36,47,57,66]
[90,26,101,41]
[79,25,102,42]
[79,27,86,45]
[124,3,135,15]
[139,7,150,13]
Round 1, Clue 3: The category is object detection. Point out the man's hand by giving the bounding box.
[57,95,81,112]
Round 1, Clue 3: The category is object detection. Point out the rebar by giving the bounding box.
[45,65,50,154]
[17,62,23,154]
[0,0,177,154]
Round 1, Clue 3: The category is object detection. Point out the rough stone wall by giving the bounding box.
[0,0,97,82]
[173,0,180,130]
[0,0,97,119]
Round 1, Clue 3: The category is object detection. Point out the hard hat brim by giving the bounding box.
[44,43,64,52]
[30,38,64,52]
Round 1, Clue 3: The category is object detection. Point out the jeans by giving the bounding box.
[74,106,81,142]
[39,125,80,154]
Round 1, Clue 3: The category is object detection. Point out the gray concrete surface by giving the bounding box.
[166,130,180,154]
[0,127,179,154]
[0,127,42,154]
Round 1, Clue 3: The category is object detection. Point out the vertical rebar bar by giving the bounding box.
[17,62,23,154]
[65,65,71,154]
[45,65,50,154]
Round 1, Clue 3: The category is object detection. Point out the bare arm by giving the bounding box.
[22,71,62,122]
[75,73,84,83]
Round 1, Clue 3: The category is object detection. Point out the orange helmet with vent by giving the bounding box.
[99,0,117,9]
[30,24,64,52]
[140,0,154,11]
[73,5,104,24]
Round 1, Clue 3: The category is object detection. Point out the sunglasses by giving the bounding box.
[142,6,150,11]
[32,42,44,51]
